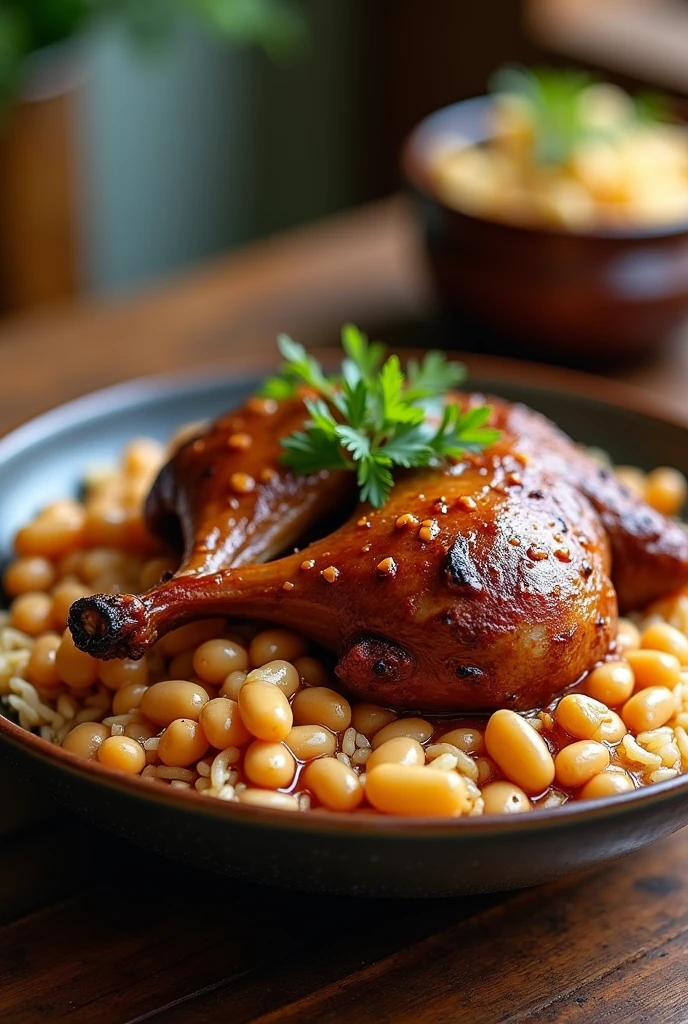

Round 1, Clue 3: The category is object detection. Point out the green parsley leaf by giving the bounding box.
[261,375,295,400]
[263,325,500,507]
[303,398,338,438]
[260,333,335,399]
[280,428,347,474]
[634,91,672,126]
[341,323,386,387]
[489,65,674,167]
[429,404,502,459]
[377,425,434,468]
[335,425,371,462]
[406,350,466,401]
[340,377,368,429]
[357,455,394,509]
[490,66,597,165]
[277,334,333,394]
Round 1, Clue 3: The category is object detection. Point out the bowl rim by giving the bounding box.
[2,353,688,838]
[401,93,688,243]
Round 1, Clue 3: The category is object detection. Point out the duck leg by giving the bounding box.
[69,395,688,712]
[65,399,597,710]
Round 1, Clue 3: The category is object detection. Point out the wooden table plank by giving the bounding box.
[236,830,688,1024]
[0,829,500,1024]
[135,895,506,1024]
[526,932,688,1024]
[3,824,686,1024]
[2,894,257,1024]
[0,819,103,927]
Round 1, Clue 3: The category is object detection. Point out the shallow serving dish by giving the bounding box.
[1,355,688,898]
[402,96,688,366]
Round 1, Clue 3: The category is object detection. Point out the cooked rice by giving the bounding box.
[426,752,459,772]
[342,727,356,757]
[156,766,196,783]
[210,746,240,791]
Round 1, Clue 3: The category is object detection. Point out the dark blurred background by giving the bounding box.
[0,0,684,312]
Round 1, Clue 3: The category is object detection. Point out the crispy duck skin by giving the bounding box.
[147,394,351,572]
[68,396,688,712]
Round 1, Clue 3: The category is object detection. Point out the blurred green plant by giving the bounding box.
[490,65,672,165]
[0,0,307,110]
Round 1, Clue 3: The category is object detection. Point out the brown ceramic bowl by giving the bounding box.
[402,96,688,366]
[1,356,688,898]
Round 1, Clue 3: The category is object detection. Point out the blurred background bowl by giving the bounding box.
[402,95,688,367]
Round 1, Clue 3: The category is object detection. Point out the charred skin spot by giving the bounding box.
[446,536,483,592]
[336,636,414,699]
[455,665,483,680]
[68,594,151,660]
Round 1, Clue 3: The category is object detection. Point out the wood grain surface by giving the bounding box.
[1,197,687,1023]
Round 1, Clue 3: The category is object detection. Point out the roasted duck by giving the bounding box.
[68,391,688,712]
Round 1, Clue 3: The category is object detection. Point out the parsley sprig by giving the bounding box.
[261,325,501,508]
[490,66,672,166]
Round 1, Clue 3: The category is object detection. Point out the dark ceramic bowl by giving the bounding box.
[402,96,688,366]
[1,357,688,898]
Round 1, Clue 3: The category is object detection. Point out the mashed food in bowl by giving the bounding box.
[432,69,688,231]
[2,436,688,818]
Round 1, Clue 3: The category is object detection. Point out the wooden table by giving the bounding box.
[1,197,688,1023]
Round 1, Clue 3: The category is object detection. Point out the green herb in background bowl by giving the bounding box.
[489,66,671,166]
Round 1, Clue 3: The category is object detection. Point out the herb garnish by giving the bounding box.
[490,66,671,166]
[261,325,501,508]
